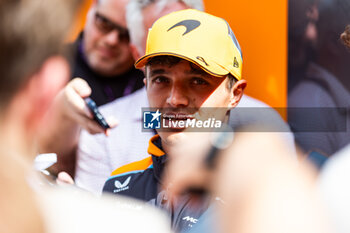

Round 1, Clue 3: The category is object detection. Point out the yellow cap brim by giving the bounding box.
[135,52,230,77]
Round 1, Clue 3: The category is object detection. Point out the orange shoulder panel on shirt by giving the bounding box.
[147,135,165,157]
[110,135,165,176]
[110,156,153,176]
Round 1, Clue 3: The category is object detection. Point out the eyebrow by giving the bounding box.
[149,69,167,77]
[148,68,212,78]
[185,69,211,78]
[95,12,128,33]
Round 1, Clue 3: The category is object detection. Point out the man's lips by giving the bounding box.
[97,47,118,58]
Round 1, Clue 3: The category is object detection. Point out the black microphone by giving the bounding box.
[84,97,110,130]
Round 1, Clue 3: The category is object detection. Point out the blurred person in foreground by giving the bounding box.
[0,0,171,232]
[162,130,331,233]
[75,0,295,194]
[102,9,247,232]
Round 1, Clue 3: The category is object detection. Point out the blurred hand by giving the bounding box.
[58,78,118,135]
[163,132,215,198]
[213,132,329,233]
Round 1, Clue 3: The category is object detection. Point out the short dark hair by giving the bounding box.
[145,55,237,90]
[341,25,350,49]
[0,0,80,109]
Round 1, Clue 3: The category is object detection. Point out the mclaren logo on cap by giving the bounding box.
[167,19,201,36]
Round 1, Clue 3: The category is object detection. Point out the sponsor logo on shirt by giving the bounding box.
[182,216,199,228]
[113,176,131,193]
[182,216,198,224]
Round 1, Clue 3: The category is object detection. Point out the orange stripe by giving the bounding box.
[110,156,153,176]
[147,135,165,156]
[110,135,165,176]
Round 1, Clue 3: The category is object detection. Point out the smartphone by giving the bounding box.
[84,97,111,130]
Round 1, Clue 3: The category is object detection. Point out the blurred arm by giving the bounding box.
[38,78,117,177]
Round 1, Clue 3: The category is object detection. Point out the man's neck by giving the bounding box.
[0,133,45,233]
[159,133,188,156]
[0,114,36,165]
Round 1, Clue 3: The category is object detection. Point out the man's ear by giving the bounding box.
[25,56,69,129]
[130,43,147,75]
[228,80,247,109]
[130,43,142,61]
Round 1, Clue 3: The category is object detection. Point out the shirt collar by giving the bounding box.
[147,135,165,157]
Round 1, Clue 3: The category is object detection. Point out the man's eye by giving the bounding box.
[191,78,209,85]
[152,76,170,84]
[96,16,113,32]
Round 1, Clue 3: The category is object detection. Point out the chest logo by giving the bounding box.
[182,216,198,224]
[114,176,131,193]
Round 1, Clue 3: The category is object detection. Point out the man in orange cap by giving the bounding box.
[102,9,246,232]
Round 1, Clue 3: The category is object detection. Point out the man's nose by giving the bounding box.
[104,30,120,46]
[166,86,189,107]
